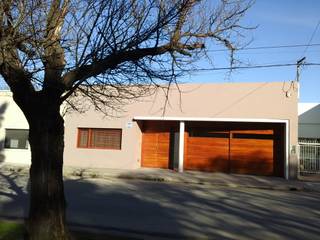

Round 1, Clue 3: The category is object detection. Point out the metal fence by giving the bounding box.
[298,138,320,175]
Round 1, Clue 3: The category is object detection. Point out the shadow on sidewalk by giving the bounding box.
[0,171,29,220]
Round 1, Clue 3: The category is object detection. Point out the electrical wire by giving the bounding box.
[207,43,320,52]
[301,20,320,57]
[192,63,320,72]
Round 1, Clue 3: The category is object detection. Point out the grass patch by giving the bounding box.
[0,221,135,240]
[0,221,24,240]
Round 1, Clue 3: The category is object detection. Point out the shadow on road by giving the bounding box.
[0,173,320,239]
[64,178,320,239]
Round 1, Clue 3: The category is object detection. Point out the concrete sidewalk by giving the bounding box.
[71,167,320,192]
[2,163,320,192]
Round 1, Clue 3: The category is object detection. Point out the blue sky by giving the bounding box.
[1,1,318,103]
[185,0,320,103]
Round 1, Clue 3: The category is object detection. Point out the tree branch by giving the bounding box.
[43,0,70,92]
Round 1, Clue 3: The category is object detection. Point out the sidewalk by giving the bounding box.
[77,167,320,192]
[2,163,320,192]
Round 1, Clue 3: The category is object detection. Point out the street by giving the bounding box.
[0,172,320,239]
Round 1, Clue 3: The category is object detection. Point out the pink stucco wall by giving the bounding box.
[63,81,298,173]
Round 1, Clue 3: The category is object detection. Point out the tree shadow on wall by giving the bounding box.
[0,102,8,164]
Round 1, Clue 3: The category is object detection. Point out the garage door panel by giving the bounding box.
[186,155,229,171]
[231,129,274,134]
[231,164,274,175]
[230,130,274,175]
[185,133,229,172]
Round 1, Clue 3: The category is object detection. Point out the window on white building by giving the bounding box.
[4,129,29,149]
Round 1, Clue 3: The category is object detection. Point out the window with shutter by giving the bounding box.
[77,128,122,150]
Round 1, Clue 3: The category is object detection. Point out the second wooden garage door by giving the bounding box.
[185,129,276,176]
[230,130,274,175]
[186,131,229,172]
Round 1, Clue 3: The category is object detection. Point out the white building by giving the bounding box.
[298,103,320,141]
[0,91,31,165]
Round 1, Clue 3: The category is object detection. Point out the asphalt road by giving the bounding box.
[0,172,320,240]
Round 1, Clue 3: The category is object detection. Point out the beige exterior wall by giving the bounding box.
[64,113,142,169]
[0,91,31,165]
[0,81,298,177]
[64,81,298,174]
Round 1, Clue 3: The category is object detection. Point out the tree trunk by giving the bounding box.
[24,99,71,240]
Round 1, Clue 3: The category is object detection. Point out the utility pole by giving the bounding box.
[296,57,306,82]
[296,57,306,99]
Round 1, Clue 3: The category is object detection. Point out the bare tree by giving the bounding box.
[0,0,253,239]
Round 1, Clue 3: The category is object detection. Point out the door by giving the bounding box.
[184,130,230,172]
[141,121,176,169]
[183,124,282,176]
[141,131,170,168]
[230,130,274,175]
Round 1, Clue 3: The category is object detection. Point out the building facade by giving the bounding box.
[64,81,298,179]
[0,81,299,179]
[0,91,31,165]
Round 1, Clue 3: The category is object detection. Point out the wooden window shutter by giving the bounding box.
[78,129,89,148]
[90,129,122,149]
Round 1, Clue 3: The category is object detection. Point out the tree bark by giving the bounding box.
[22,94,70,240]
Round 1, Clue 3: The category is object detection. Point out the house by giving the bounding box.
[298,103,320,142]
[64,81,298,179]
[0,91,31,165]
[0,81,299,179]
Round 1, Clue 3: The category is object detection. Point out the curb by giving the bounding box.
[117,174,307,192]
[2,164,319,193]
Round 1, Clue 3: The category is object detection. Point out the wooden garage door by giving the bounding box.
[185,131,229,172]
[184,128,278,176]
[230,130,274,175]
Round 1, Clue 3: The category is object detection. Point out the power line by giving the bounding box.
[193,62,320,72]
[208,43,320,52]
[301,19,320,57]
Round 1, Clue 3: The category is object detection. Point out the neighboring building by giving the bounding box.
[298,103,320,141]
[0,81,299,179]
[0,91,31,165]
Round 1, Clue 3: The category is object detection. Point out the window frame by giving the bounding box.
[4,128,29,150]
[77,128,122,150]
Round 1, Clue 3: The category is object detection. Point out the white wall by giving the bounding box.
[0,91,31,165]
[298,103,320,139]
